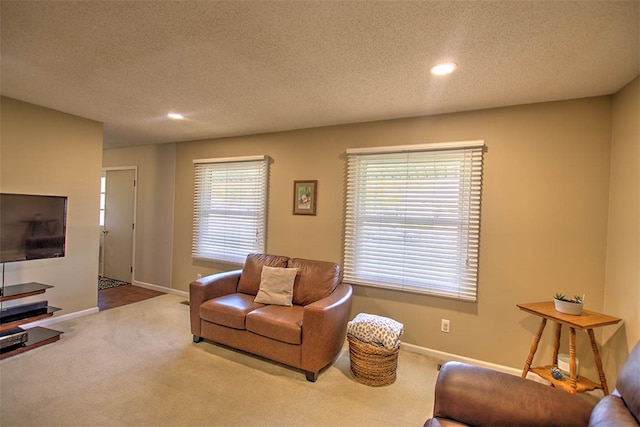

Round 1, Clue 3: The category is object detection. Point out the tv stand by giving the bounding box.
[0,282,62,359]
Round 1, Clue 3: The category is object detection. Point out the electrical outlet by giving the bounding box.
[196,273,202,280]
[441,319,450,333]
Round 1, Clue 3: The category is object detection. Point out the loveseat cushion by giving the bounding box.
[288,258,341,305]
[246,305,304,345]
[200,293,265,330]
[237,253,290,296]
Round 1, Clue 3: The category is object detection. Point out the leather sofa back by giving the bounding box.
[589,341,640,426]
[236,253,342,306]
[289,258,341,305]
[617,341,640,422]
[237,253,289,295]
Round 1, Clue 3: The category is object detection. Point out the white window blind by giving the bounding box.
[344,141,484,301]
[192,156,268,264]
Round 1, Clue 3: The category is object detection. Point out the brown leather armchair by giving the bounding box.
[425,341,640,427]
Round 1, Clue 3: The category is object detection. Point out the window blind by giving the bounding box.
[344,141,484,301]
[192,156,268,264]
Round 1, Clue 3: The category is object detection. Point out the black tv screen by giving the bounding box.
[0,193,68,263]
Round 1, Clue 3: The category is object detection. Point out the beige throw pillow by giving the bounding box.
[254,266,298,306]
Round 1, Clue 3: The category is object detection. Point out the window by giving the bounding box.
[192,156,268,265]
[343,141,484,301]
[99,175,106,226]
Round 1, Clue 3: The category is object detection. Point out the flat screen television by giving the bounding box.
[0,193,68,263]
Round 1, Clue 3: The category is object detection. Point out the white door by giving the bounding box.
[102,169,136,283]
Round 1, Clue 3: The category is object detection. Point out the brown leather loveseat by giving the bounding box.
[190,253,353,382]
[424,340,640,426]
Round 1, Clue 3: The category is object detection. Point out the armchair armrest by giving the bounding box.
[300,283,353,376]
[426,362,595,427]
[189,269,241,337]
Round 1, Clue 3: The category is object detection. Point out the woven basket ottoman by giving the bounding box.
[347,335,400,386]
[346,313,403,386]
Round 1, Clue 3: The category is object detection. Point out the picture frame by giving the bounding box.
[293,180,317,215]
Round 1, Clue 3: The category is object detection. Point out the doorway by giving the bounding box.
[99,168,136,284]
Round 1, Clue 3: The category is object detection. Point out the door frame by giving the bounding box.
[101,166,138,283]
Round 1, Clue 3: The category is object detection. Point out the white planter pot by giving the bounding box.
[554,298,583,315]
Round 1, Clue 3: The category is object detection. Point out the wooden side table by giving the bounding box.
[517,301,621,395]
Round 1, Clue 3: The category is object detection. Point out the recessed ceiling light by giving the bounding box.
[167,112,184,120]
[430,62,457,76]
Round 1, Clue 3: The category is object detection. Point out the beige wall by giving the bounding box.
[604,76,640,368]
[103,143,176,288]
[1,97,103,314]
[171,96,624,376]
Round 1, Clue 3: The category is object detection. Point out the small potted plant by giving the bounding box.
[553,293,584,315]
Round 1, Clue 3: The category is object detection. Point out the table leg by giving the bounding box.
[568,327,577,393]
[522,317,547,378]
[553,323,562,366]
[587,328,609,395]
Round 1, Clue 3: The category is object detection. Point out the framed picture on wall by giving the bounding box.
[293,180,317,215]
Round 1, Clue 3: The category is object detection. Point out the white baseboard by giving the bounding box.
[400,341,547,382]
[133,280,189,299]
[21,307,99,328]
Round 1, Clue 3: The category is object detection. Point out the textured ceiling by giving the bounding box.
[1,1,639,149]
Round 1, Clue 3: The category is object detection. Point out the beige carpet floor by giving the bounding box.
[0,294,439,426]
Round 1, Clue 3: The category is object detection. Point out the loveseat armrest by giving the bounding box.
[189,269,242,338]
[300,283,353,378]
[426,361,595,427]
